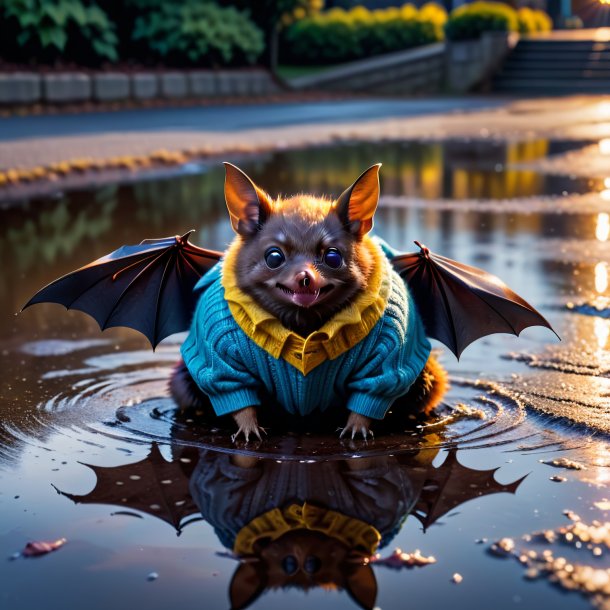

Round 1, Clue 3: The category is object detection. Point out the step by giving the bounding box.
[498,67,610,79]
[517,40,610,51]
[493,78,610,92]
[509,50,610,59]
[503,59,610,70]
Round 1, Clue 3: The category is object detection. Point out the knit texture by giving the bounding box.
[181,238,431,420]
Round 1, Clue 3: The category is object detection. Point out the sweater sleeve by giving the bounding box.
[347,285,431,420]
[180,274,262,416]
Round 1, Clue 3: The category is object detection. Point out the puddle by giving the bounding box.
[1,138,609,610]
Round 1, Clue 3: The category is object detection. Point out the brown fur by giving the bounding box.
[229,531,377,610]
[402,354,449,416]
[233,194,374,337]
[169,163,449,439]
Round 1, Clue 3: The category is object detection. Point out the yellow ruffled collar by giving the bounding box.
[234,502,381,556]
[221,235,391,375]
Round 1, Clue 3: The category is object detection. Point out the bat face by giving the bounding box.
[260,530,353,587]
[234,196,374,337]
[230,530,377,610]
[223,163,381,338]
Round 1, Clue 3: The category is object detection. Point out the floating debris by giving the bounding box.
[565,510,582,522]
[146,572,159,582]
[528,530,557,543]
[419,403,487,432]
[110,511,144,519]
[452,573,463,584]
[21,538,67,557]
[451,403,487,420]
[490,515,610,607]
[560,520,610,550]
[541,458,586,471]
[550,476,568,483]
[368,548,436,569]
[489,538,516,557]
[594,501,610,511]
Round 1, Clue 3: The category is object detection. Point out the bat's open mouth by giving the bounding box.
[276,283,334,307]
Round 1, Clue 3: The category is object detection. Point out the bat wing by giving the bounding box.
[55,443,201,535]
[22,231,222,349]
[410,448,527,531]
[391,241,558,359]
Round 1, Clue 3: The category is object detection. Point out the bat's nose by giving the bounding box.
[297,271,312,288]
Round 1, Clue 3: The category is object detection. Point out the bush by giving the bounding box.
[444,2,519,41]
[531,9,553,32]
[0,0,118,65]
[132,1,265,66]
[282,3,447,65]
[517,7,553,34]
[419,2,448,39]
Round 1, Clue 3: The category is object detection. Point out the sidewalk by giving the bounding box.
[1,94,609,200]
[0,97,506,169]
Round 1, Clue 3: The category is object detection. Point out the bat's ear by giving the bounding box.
[334,164,381,238]
[229,559,266,610]
[224,162,273,237]
[345,562,378,610]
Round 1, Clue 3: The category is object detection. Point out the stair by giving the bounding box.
[493,36,610,94]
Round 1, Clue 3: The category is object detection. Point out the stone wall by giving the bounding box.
[288,43,446,95]
[0,69,281,106]
[446,32,518,93]
[285,33,517,95]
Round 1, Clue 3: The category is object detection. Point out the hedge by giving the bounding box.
[517,7,553,34]
[445,2,552,41]
[282,3,447,65]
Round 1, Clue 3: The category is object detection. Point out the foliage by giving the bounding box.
[225,0,323,69]
[226,0,323,33]
[419,2,449,39]
[282,3,446,65]
[132,1,265,66]
[0,0,118,64]
[445,2,520,41]
[517,7,553,34]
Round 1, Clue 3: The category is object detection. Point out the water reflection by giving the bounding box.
[595,317,610,351]
[0,139,597,325]
[598,212,610,241]
[600,139,610,155]
[59,444,525,610]
[1,137,609,610]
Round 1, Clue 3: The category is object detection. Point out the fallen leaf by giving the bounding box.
[22,538,67,557]
[369,548,436,569]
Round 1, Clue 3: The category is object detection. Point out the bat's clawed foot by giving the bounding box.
[339,413,374,441]
[231,406,266,444]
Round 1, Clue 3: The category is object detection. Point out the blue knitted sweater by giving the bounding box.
[181,241,431,420]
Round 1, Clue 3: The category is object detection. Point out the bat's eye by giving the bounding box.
[304,555,321,574]
[323,248,342,269]
[265,247,285,269]
[281,555,298,575]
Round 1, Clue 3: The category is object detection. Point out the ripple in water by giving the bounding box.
[0,339,592,464]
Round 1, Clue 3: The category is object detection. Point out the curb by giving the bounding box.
[0,69,280,106]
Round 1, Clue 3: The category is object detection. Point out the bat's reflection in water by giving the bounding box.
[58,441,526,610]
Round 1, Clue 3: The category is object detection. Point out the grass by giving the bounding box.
[275,63,345,80]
